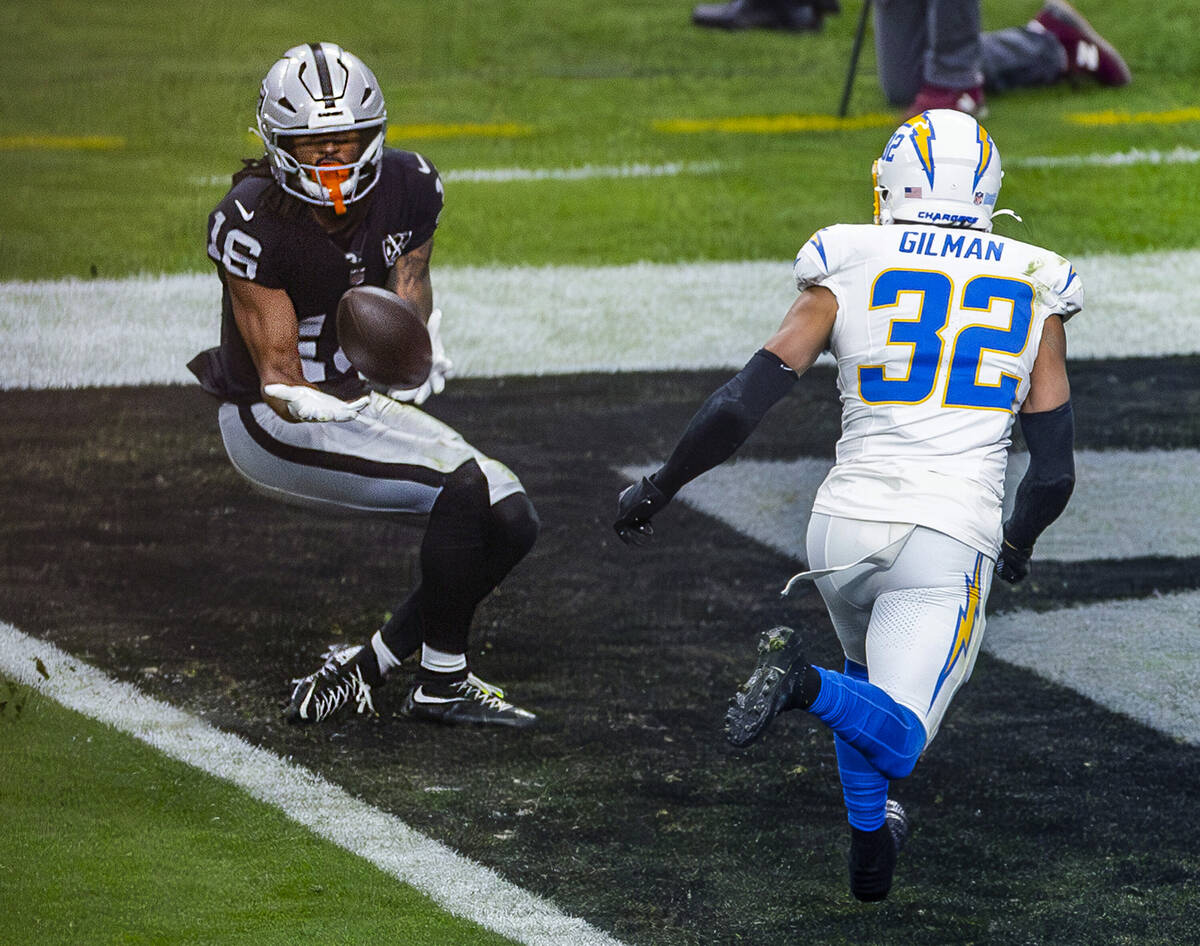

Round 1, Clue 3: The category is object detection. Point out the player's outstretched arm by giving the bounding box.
[227,274,366,422]
[762,285,838,374]
[383,239,453,405]
[614,287,836,545]
[997,316,1075,583]
[385,237,434,320]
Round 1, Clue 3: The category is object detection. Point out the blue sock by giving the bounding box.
[808,661,926,781]
[832,661,889,831]
[836,732,889,831]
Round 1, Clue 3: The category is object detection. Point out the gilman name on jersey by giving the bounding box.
[898,230,1004,262]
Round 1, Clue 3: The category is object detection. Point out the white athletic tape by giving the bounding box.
[0,622,628,946]
[2,249,1199,389]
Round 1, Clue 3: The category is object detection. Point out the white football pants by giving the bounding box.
[805,513,995,744]
[217,391,524,515]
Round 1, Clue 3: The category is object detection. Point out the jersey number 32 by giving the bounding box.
[859,269,1034,411]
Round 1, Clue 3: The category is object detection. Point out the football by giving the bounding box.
[335,286,433,388]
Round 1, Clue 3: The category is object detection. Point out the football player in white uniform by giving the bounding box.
[614,109,1078,900]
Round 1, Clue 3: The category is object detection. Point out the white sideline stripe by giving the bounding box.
[191,161,721,189]
[187,146,1199,189]
[0,622,627,946]
[1007,146,1200,169]
[986,592,1200,747]
[621,449,1200,564]
[3,248,1199,389]
[442,161,723,183]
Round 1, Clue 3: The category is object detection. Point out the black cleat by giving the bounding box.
[724,625,808,747]
[401,674,537,729]
[692,0,826,31]
[285,644,376,725]
[849,799,909,902]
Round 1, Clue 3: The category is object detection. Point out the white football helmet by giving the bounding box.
[873,109,1002,232]
[255,43,387,212]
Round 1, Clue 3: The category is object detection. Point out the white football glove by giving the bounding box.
[262,383,369,422]
[384,308,454,406]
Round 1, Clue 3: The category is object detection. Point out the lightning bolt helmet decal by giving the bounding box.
[907,113,937,189]
[973,122,996,191]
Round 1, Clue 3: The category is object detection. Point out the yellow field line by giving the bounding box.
[8,106,1192,156]
[654,113,896,134]
[1067,107,1200,126]
[388,122,533,140]
[657,106,1200,135]
[0,135,125,151]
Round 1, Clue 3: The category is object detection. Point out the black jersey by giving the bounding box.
[188,148,444,402]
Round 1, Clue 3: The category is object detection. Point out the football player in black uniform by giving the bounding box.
[189,43,538,728]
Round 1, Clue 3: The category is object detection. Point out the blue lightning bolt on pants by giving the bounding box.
[804,514,994,829]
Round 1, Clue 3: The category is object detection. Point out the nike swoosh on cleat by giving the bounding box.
[411,688,466,705]
[234,199,254,221]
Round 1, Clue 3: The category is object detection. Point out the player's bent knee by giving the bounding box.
[878,703,927,780]
[491,492,540,558]
[439,459,489,505]
[425,460,491,539]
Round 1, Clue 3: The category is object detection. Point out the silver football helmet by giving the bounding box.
[255,43,387,212]
[873,109,1002,232]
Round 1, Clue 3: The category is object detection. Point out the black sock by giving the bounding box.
[416,667,469,694]
[378,469,538,675]
[350,643,385,688]
[417,461,493,654]
[378,594,423,662]
[793,664,824,710]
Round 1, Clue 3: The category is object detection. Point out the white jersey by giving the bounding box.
[794,222,1083,555]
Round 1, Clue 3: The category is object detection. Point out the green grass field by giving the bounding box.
[0,678,523,946]
[2,2,1199,944]
[2,0,1198,281]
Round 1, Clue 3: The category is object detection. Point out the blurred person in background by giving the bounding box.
[692,0,840,31]
[877,0,1131,117]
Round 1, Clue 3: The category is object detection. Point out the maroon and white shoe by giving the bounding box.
[1034,0,1132,86]
[905,84,987,120]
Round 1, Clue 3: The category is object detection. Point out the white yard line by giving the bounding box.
[187,144,1197,191]
[442,161,722,183]
[619,452,1200,746]
[986,592,1200,747]
[0,621,628,946]
[1006,146,1200,168]
[3,249,1199,389]
[623,450,1200,565]
[191,160,721,189]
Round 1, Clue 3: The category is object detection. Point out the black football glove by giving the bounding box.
[995,538,1034,584]
[614,476,670,546]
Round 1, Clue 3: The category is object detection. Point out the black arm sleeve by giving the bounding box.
[1004,400,1076,550]
[651,349,798,498]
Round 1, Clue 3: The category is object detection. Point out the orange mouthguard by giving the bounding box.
[315,165,351,215]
